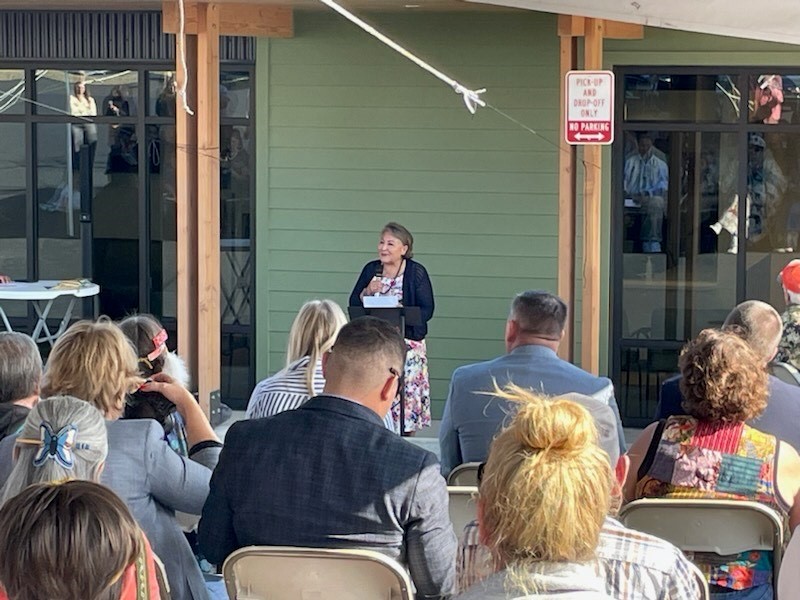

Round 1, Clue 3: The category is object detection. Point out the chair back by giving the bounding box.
[778,527,800,599]
[222,546,413,600]
[447,486,479,537]
[770,361,800,386]
[619,499,784,589]
[447,462,481,486]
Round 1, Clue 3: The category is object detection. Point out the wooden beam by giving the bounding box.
[557,33,577,362]
[580,17,604,375]
[196,2,221,416]
[558,14,643,39]
[176,32,198,388]
[163,1,293,38]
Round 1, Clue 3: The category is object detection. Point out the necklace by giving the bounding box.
[386,259,404,286]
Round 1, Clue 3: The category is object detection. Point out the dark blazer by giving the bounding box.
[657,373,800,451]
[349,258,434,341]
[198,395,456,599]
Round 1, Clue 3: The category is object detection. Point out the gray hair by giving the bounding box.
[1,396,108,506]
[723,300,783,363]
[510,291,568,339]
[0,332,42,404]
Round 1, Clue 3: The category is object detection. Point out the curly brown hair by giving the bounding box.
[679,328,768,423]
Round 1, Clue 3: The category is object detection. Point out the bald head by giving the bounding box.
[323,317,406,408]
[722,300,782,363]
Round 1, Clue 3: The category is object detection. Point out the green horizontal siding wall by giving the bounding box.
[256,11,562,418]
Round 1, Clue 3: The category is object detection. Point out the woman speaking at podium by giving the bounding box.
[349,222,434,435]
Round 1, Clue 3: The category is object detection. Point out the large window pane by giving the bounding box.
[220,71,251,118]
[621,131,738,342]
[147,71,176,117]
[0,123,27,318]
[745,130,800,307]
[36,122,140,319]
[35,70,138,117]
[148,124,176,319]
[0,70,25,115]
[748,74,800,124]
[624,74,740,123]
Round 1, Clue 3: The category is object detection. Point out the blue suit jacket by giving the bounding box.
[198,395,456,599]
[657,373,800,451]
[438,344,627,477]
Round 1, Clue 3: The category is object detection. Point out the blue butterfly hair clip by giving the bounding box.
[24,422,90,470]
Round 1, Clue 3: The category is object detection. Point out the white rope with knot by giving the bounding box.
[317,0,487,115]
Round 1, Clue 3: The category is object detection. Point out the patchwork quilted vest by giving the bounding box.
[635,416,785,591]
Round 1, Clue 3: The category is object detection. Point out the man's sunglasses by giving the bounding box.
[389,367,404,399]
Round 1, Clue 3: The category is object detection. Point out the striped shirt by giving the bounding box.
[246,356,397,432]
[246,356,323,420]
[458,517,700,600]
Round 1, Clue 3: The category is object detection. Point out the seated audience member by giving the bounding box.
[246,299,347,419]
[0,319,219,600]
[199,316,457,599]
[0,395,107,505]
[0,480,160,600]
[656,300,800,450]
[0,332,42,442]
[457,387,700,599]
[457,387,614,598]
[119,314,190,455]
[439,290,625,476]
[627,329,800,598]
[777,259,800,369]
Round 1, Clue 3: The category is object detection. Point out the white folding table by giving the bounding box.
[0,280,100,346]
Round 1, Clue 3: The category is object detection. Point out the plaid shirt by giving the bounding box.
[458,517,700,600]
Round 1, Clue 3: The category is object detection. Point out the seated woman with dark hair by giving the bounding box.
[119,314,190,454]
[0,480,160,600]
[625,328,800,599]
[457,384,613,599]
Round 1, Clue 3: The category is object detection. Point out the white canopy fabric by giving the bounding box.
[464,0,800,46]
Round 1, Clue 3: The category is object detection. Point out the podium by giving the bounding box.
[347,305,421,435]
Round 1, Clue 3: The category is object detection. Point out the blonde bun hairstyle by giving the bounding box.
[479,384,611,567]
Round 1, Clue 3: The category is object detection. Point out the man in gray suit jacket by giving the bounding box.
[199,317,456,599]
[439,290,626,477]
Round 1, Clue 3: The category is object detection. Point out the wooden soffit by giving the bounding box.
[162,1,294,37]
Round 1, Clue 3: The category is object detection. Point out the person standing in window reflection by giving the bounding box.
[623,133,668,253]
[69,81,97,164]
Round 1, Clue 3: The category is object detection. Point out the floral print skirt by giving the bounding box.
[392,338,431,433]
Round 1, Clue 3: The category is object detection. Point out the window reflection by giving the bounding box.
[0,70,25,115]
[148,125,177,319]
[35,70,138,116]
[748,75,800,125]
[220,71,250,118]
[147,71,177,117]
[0,124,27,295]
[624,74,740,123]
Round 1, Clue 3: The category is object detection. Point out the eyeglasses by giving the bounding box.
[389,367,404,399]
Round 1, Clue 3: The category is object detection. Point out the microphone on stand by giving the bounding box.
[372,263,384,296]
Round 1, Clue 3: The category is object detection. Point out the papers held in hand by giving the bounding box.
[363,295,400,308]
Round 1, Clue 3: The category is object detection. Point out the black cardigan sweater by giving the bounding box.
[348,258,434,341]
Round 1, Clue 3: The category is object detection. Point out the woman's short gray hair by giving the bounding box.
[0,396,108,506]
[0,332,42,404]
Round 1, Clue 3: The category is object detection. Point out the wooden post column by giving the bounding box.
[557,18,578,362]
[580,17,604,375]
[556,16,642,373]
[196,2,221,415]
[176,30,198,385]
